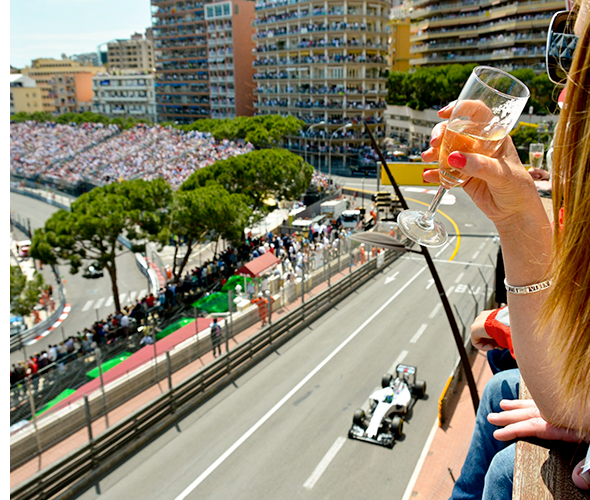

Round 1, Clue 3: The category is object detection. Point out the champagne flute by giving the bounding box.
[529,143,545,170]
[397,66,530,247]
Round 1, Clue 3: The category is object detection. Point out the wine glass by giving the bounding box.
[529,143,545,170]
[397,66,531,247]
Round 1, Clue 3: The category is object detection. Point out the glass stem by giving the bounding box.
[417,185,448,230]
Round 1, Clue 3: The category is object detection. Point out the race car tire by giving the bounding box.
[391,415,403,439]
[353,408,366,427]
[381,373,393,388]
[412,380,427,399]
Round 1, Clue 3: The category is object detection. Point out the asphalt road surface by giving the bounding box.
[75,186,500,500]
[10,192,150,364]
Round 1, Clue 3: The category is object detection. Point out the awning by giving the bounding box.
[237,252,280,278]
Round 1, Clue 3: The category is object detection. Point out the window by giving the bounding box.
[215,4,222,16]
[223,3,230,15]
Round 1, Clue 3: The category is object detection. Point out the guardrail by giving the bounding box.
[11,249,399,500]
[10,216,67,353]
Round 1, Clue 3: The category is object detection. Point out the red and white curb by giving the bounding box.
[26,304,71,346]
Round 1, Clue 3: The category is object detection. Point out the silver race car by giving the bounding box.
[348,364,426,448]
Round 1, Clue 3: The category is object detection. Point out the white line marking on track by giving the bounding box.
[447,286,455,295]
[303,437,347,490]
[472,251,480,260]
[129,291,137,303]
[410,324,428,344]
[138,289,147,299]
[454,272,464,284]
[425,279,434,290]
[81,300,93,312]
[172,266,427,500]
[105,296,113,308]
[389,350,409,373]
[478,242,486,250]
[94,297,105,310]
[119,293,127,304]
[401,417,440,500]
[428,303,442,319]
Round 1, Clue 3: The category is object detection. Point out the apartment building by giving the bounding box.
[92,73,157,122]
[205,0,256,119]
[107,32,155,72]
[10,74,44,115]
[20,57,103,114]
[151,0,255,123]
[151,0,211,123]
[252,0,390,174]
[408,0,564,71]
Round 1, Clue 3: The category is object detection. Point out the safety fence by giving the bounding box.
[11,246,400,500]
[9,237,370,454]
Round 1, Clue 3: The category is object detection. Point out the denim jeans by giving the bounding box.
[482,444,516,500]
[449,368,520,500]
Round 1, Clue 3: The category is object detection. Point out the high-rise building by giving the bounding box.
[252,0,390,175]
[107,32,155,72]
[151,0,211,123]
[92,73,157,122]
[10,74,44,115]
[151,0,255,123]
[408,0,563,72]
[20,57,104,114]
[205,0,256,119]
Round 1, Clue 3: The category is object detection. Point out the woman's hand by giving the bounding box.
[422,104,545,231]
[488,399,590,490]
[488,399,582,443]
[470,309,501,351]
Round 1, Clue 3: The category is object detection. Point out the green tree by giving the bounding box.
[159,184,252,281]
[387,64,557,113]
[10,266,45,318]
[180,149,314,213]
[182,115,304,148]
[30,179,172,312]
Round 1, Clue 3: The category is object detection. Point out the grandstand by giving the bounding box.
[10,121,254,189]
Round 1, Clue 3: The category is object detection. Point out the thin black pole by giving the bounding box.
[364,123,480,413]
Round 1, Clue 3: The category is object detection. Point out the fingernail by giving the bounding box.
[439,104,451,113]
[430,134,439,146]
[422,170,430,181]
[581,469,590,487]
[448,152,467,168]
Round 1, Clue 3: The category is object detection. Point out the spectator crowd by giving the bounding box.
[10,121,254,189]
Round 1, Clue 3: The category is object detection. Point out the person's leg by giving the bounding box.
[481,444,515,500]
[449,368,520,500]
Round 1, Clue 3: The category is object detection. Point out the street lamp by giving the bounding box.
[329,123,353,182]
[362,123,481,415]
[305,120,325,173]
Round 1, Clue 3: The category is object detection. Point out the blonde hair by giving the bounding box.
[542,8,590,435]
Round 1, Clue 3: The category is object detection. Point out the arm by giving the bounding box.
[424,107,587,434]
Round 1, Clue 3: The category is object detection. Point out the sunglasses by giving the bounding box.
[546,10,579,85]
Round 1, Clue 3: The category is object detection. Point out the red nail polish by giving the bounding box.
[447,152,467,168]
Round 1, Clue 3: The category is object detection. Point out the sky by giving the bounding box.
[10,0,153,68]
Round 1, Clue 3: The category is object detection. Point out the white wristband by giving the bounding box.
[504,278,552,295]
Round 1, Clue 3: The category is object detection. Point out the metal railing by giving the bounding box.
[10,249,399,500]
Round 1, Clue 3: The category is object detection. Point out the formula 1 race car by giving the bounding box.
[348,363,426,448]
[83,265,104,279]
